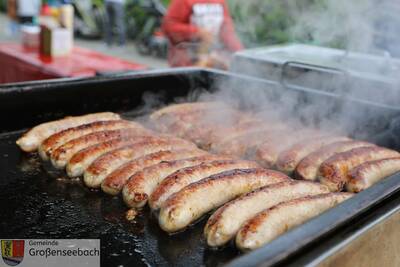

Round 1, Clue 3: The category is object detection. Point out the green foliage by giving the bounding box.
[227,0,338,48]
[0,0,6,12]
[98,0,345,49]
[92,0,104,7]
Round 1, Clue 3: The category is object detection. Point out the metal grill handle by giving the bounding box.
[279,61,350,94]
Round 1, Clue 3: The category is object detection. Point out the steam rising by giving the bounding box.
[291,0,376,53]
[142,0,400,150]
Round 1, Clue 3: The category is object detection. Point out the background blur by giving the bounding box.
[1,0,399,73]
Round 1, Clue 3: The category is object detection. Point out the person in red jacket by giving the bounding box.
[162,0,243,68]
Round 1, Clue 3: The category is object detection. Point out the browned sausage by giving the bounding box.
[149,159,259,210]
[39,120,143,160]
[158,168,289,233]
[99,148,206,194]
[276,136,350,174]
[236,193,353,251]
[318,146,400,191]
[346,157,400,192]
[295,140,374,180]
[65,135,161,177]
[122,154,230,208]
[205,180,329,247]
[254,129,322,168]
[210,127,288,157]
[50,128,153,169]
[16,112,120,152]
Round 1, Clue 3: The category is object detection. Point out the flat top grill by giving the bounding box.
[1,68,400,266]
[1,130,243,266]
[234,44,400,77]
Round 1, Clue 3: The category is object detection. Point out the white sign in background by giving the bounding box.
[0,239,100,267]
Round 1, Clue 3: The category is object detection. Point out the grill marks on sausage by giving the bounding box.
[80,137,197,186]
[122,154,230,208]
[254,129,322,168]
[295,140,375,181]
[318,146,400,191]
[210,126,288,157]
[149,159,260,210]
[65,135,162,177]
[275,136,351,174]
[39,120,143,160]
[346,157,400,192]
[16,106,400,252]
[158,168,289,233]
[50,128,152,169]
[98,148,206,194]
[150,102,234,133]
[16,112,120,152]
[204,180,329,247]
[235,193,353,251]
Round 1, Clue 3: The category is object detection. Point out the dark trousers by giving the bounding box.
[104,2,126,46]
[19,16,34,24]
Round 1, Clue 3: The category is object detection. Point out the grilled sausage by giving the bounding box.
[169,114,258,148]
[206,120,267,148]
[205,180,329,247]
[150,102,231,132]
[346,157,400,192]
[295,141,374,181]
[159,168,289,233]
[236,192,353,251]
[84,138,197,188]
[163,119,197,137]
[122,155,230,208]
[180,114,258,147]
[38,120,144,160]
[82,138,196,188]
[254,135,298,168]
[99,149,207,194]
[16,112,120,152]
[165,109,241,131]
[66,135,172,177]
[149,159,260,210]
[318,146,400,191]
[50,128,152,169]
[210,126,288,157]
[254,129,322,168]
[150,102,227,122]
[276,136,350,174]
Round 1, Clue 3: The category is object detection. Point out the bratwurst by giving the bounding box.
[38,120,144,160]
[122,154,230,208]
[66,135,169,177]
[275,136,350,174]
[236,193,353,251]
[346,157,400,192]
[82,138,197,189]
[50,128,152,169]
[159,168,289,233]
[16,112,120,152]
[295,140,374,181]
[205,180,329,247]
[98,149,207,194]
[149,159,259,210]
[318,146,400,191]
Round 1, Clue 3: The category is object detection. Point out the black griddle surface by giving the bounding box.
[0,131,238,267]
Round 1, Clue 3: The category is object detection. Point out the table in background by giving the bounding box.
[0,43,147,84]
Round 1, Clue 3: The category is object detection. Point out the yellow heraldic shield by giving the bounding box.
[1,240,24,266]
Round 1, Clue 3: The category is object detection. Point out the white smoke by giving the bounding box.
[291,0,375,52]
[140,0,400,145]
